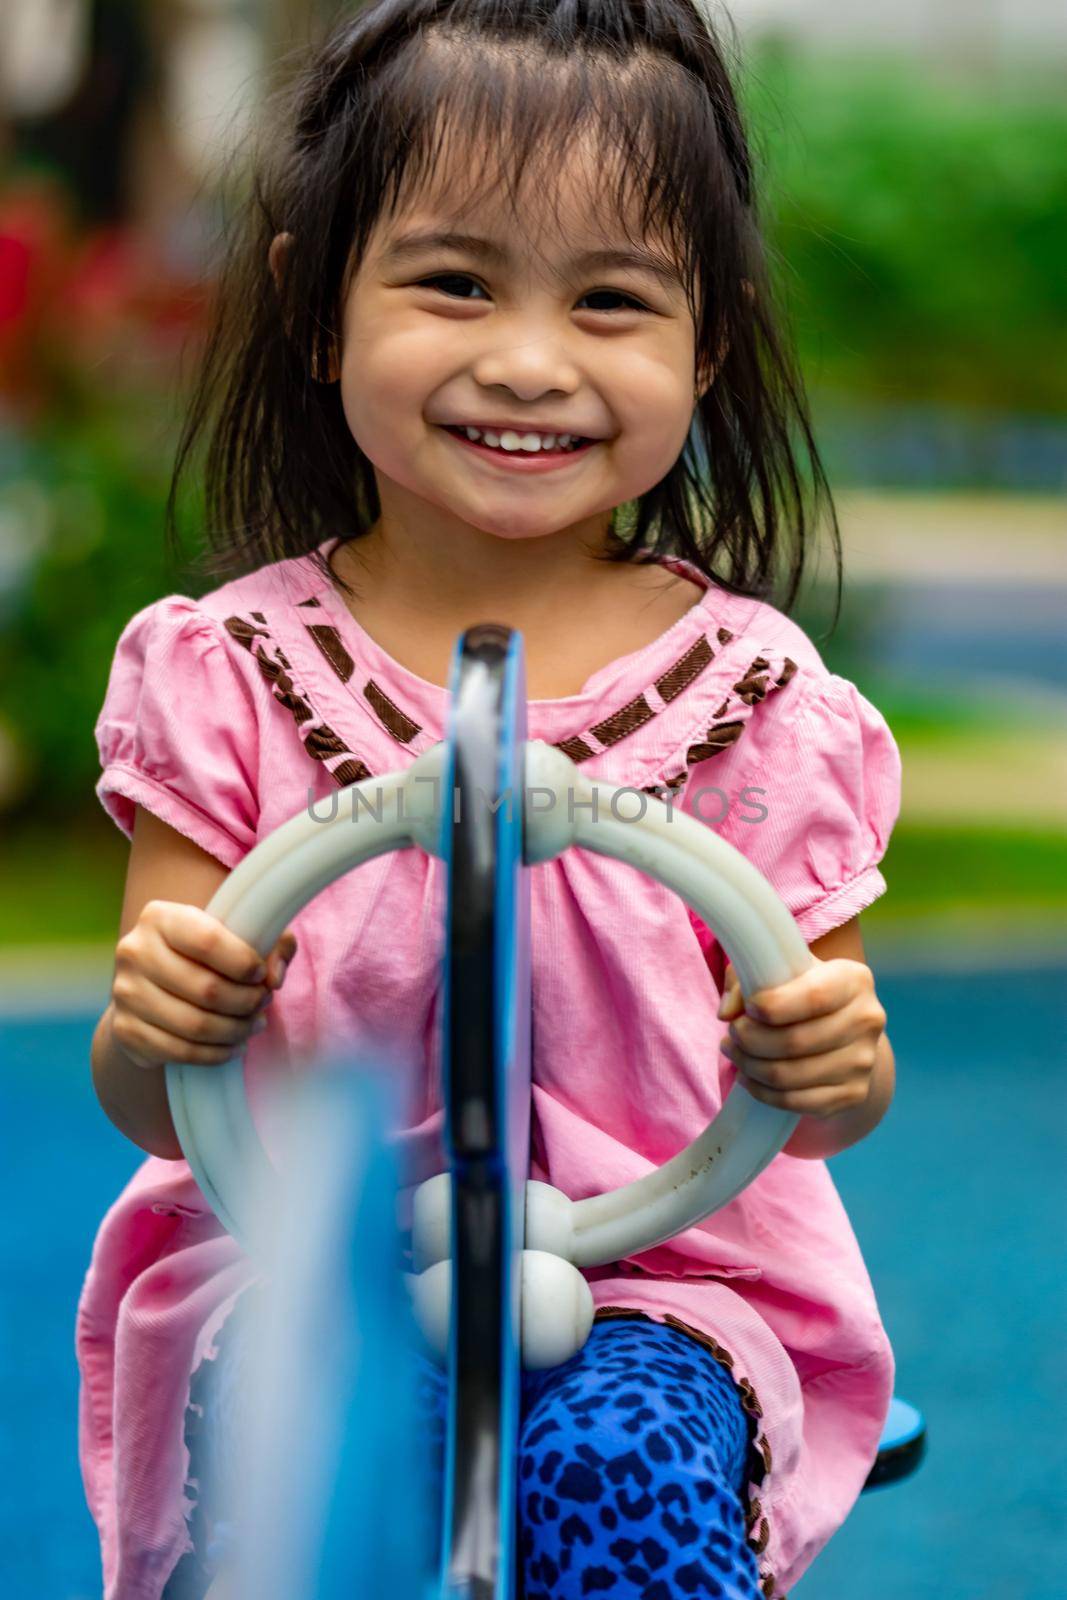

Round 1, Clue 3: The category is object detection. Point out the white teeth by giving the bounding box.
[458,425,583,453]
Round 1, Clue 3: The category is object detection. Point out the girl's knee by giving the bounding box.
[517,1320,751,1509]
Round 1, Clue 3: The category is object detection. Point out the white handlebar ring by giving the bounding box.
[166,741,808,1262]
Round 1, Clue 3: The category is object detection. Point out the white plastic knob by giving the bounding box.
[404,1250,595,1371]
[524,1180,577,1261]
[411,1175,578,1271]
[520,1249,595,1371]
[411,1172,453,1272]
[523,741,582,865]
[405,1258,451,1358]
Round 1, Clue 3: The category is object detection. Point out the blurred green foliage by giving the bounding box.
[0,403,197,827]
[744,45,1067,410]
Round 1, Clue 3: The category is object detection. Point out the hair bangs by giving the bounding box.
[354,33,744,333]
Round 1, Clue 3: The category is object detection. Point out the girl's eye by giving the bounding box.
[416,274,649,314]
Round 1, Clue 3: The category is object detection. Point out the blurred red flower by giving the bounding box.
[0,175,210,420]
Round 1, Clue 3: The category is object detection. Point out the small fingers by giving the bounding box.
[141,900,270,987]
[724,992,881,1062]
[743,959,877,1027]
[736,1074,870,1117]
[722,1035,872,1094]
[113,969,268,1053]
[265,929,298,990]
[715,961,745,1021]
[111,1006,249,1072]
[119,929,268,1021]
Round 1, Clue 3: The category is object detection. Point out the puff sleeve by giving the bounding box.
[715,671,902,944]
[94,596,260,869]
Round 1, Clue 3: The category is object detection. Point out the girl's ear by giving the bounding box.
[268,231,292,296]
[695,279,753,399]
[268,231,341,384]
[696,328,728,399]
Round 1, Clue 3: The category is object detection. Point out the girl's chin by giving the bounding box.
[442,508,588,542]
[448,489,623,543]
[366,455,619,541]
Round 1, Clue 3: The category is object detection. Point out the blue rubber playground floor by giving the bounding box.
[2,954,1064,1599]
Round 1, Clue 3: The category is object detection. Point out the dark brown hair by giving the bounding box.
[167,0,841,622]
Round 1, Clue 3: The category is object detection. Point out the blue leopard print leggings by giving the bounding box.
[163,1295,766,1600]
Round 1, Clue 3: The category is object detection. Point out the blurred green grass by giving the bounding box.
[0,817,127,947]
[873,825,1067,921]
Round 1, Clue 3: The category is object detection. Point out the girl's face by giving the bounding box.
[333,135,709,545]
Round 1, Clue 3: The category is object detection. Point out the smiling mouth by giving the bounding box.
[439,425,598,467]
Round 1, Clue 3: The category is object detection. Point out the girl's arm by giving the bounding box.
[719,915,896,1162]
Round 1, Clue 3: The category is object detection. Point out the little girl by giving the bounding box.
[78,4,903,1598]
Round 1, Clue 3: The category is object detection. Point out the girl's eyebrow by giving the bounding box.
[380,228,684,291]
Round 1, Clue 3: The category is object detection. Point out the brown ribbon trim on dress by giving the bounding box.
[224,604,797,832]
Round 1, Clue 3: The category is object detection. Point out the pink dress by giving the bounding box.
[77,535,902,1599]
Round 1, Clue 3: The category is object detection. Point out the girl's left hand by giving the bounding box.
[717,956,887,1119]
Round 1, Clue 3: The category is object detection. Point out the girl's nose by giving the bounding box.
[470,334,579,400]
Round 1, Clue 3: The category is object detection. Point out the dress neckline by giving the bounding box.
[305,534,720,713]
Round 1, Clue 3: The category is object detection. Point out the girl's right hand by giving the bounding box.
[109,899,297,1071]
